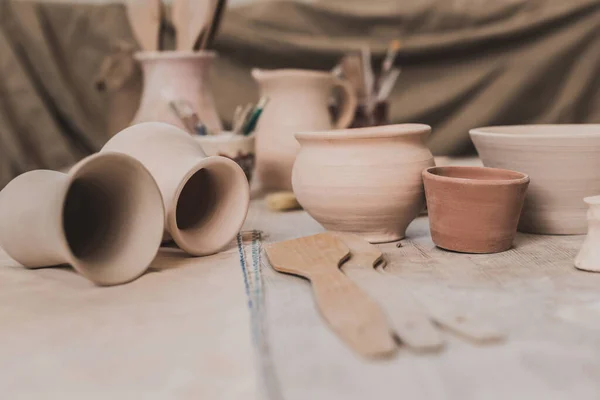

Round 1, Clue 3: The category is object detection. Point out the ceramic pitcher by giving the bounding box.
[575,196,600,272]
[252,69,357,191]
[132,51,223,133]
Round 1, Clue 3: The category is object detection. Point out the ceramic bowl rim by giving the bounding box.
[134,50,216,61]
[469,124,600,139]
[423,166,530,186]
[295,123,431,140]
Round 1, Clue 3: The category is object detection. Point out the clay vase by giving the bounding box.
[423,166,530,254]
[575,196,600,272]
[252,68,357,191]
[0,152,164,286]
[102,122,250,256]
[470,125,600,234]
[132,51,223,134]
[292,124,434,243]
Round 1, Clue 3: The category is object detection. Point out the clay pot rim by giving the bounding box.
[252,68,334,81]
[134,50,216,61]
[295,123,431,141]
[423,166,530,186]
[470,124,600,139]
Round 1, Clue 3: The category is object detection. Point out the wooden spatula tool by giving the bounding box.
[265,233,396,359]
[335,233,444,352]
[125,0,162,51]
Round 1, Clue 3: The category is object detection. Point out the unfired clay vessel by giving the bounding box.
[0,152,164,286]
[470,125,600,234]
[102,122,250,256]
[252,69,357,191]
[575,196,600,272]
[292,124,434,243]
[132,51,223,133]
[423,166,530,254]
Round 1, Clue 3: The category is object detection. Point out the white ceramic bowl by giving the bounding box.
[469,125,600,234]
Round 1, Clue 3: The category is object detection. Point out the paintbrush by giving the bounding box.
[169,100,208,135]
[242,96,269,136]
[376,67,401,103]
[197,0,228,50]
[381,39,402,76]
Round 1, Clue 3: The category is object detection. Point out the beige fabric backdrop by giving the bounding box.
[1,0,599,187]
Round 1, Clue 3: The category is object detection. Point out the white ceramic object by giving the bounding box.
[132,51,223,134]
[470,125,600,234]
[194,132,255,180]
[0,152,165,286]
[102,122,250,256]
[292,124,434,243]
[575,196,600,272]
[252,68,357,191]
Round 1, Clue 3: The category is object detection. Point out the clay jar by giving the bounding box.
[423,166,530,254]
[575,196,600,272]
[252,69,357,191]
[292,124,434,243]
[132,51,223,134]
[470,125,600,234]
[102,122,250,256]
[0,153,164,286]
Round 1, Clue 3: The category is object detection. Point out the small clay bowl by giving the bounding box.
[423,166,530,254]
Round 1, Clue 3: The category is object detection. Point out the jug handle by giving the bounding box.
[332,78,357,129]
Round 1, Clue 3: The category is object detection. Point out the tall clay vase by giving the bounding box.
[292,124,434,243]
[252,69,357,191]
[102,122,250,256]
[0,153,165,286]
[132,51,223,134]
[575,196,600,272]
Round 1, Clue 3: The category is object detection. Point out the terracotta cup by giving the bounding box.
[102,122,250,256]
[0,152,165,286]
[423,166,530,254]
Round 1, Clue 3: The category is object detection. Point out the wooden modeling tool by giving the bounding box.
[265,233,396,359]
[335,233,444,352]
[198,0,228,50]
[125,0,162,51]
[172,0,216,50]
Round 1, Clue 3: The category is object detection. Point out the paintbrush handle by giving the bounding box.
[310,269,396,358]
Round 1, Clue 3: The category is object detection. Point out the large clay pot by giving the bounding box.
[292,124,434,243]
[102,122,250,256]
[132,51,223,134]
[575,196,600,272]
[423,166,530,254]
[0,152,164,286]
[252,69,357,191]
[470,125,600,234]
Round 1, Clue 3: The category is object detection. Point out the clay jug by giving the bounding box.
[102,122,250,256]
[575,196,600,272]
[132,51,223,134]
[0,152,165,286]
[252,69,357,191]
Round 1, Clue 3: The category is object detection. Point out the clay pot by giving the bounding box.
[575,196,600,272]
[252,69,357,191]
[0,152,164,286]
[470,125,600,234]
[132,51,223,134]
[292,124,434,243]
[102,122,250,256]
[423,166,530,254]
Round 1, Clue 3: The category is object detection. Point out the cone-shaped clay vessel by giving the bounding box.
[102,122,250,256]
[575,196,600,272]
[0,152,165,286]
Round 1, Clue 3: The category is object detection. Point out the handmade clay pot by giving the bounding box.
[194,132,255,181]
[132,51,223,134]
[0,152,164,286]
[575,196,600,272]
[102,122,250,256]
[292,124,434,243]
[252,68,357,191]
[423,166,530,254]
[470,125,600,234]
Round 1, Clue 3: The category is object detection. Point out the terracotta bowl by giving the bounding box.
[470,125,600,234]
[423,166,530,254]
[292,124,434,243]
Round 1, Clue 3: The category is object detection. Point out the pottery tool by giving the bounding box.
[242,97,269,136]
[198,0,228,50]
[172,0,217,51]
[340,53,368,104]
[376,67,401,103]
[265,233,396,359]
[232,103,254,134]
[169,100,208,135]
[360,45,375,111]
[335,233,444,352]
[266,192,302,212]
[381,39,402,77]
[125,0,162,51]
